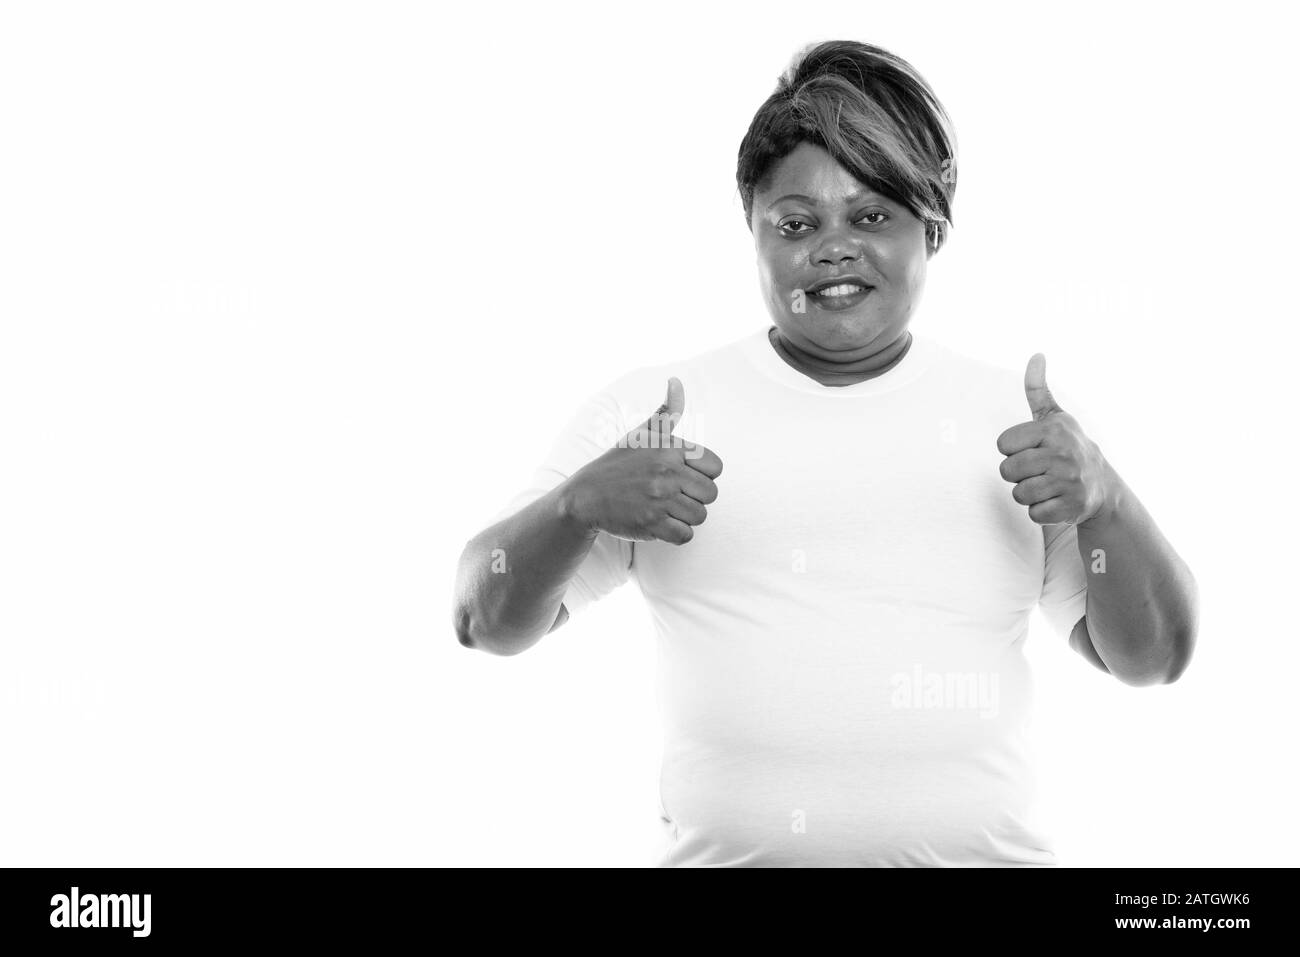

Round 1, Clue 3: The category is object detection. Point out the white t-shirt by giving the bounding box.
[493,325,1093,867]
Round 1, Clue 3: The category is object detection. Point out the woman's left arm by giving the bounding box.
[998,354,1198,686]
[1070,460,1199,686]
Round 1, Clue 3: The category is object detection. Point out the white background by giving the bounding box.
[2,1,1296,866]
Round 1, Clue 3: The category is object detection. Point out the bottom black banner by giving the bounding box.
[0,866,1287,946]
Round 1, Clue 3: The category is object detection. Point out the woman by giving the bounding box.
[453,40,1198,867]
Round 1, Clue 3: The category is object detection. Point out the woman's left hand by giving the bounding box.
[995,354,1117,527]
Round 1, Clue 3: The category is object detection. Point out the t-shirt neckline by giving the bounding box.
[741,324,936,396]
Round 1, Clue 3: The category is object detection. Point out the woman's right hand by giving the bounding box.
[559,378,723,545]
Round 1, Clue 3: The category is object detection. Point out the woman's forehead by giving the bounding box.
[758,143,887,207]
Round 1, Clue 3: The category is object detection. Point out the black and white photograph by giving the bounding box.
[1,0,1296,936]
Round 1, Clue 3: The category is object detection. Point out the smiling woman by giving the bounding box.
[454,38,1197,869]
[738,40,958,384]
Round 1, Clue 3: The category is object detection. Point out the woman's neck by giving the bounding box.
[768,326,913,387]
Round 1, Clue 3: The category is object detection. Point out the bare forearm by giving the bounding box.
[454,381,723,654]
[1074,460,1199,685]
[453,482,598,656]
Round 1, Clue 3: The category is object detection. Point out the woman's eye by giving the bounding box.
[779,219,813,235]
[858,212,889,225]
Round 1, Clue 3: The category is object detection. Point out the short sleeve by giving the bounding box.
[490,379,635,618]
[1038,521,1087,642]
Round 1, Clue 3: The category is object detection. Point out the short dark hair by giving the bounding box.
[736,40,957,253]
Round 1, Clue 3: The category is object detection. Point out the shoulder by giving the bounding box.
[919,337,1102,439]
[921,334,1022,389]
[913,334,1029,422]
[584,327,763,406]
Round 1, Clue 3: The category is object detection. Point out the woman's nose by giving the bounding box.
[811,230,864,266]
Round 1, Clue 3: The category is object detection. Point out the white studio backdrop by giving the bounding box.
[1,1,1295,866]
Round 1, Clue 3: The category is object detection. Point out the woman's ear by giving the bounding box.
[927,221,942,259]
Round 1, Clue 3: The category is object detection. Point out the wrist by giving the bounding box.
[555,477,600,539]
[1078,459,1124,530]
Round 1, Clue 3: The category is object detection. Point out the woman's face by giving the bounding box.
[751,141,931,357]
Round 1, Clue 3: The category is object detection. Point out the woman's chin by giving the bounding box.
[784,313,887,350]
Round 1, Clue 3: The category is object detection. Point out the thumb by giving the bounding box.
[654,376,686,432]
[624,377,686,448]
[1024,353,1062,421]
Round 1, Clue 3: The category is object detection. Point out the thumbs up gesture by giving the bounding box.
[995,354,1113,526]
[560,378,724,545]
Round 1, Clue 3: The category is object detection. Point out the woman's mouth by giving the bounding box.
[806,282,874,311]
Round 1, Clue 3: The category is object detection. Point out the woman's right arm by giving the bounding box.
[452,480,599,657]
[453,378,722,656]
